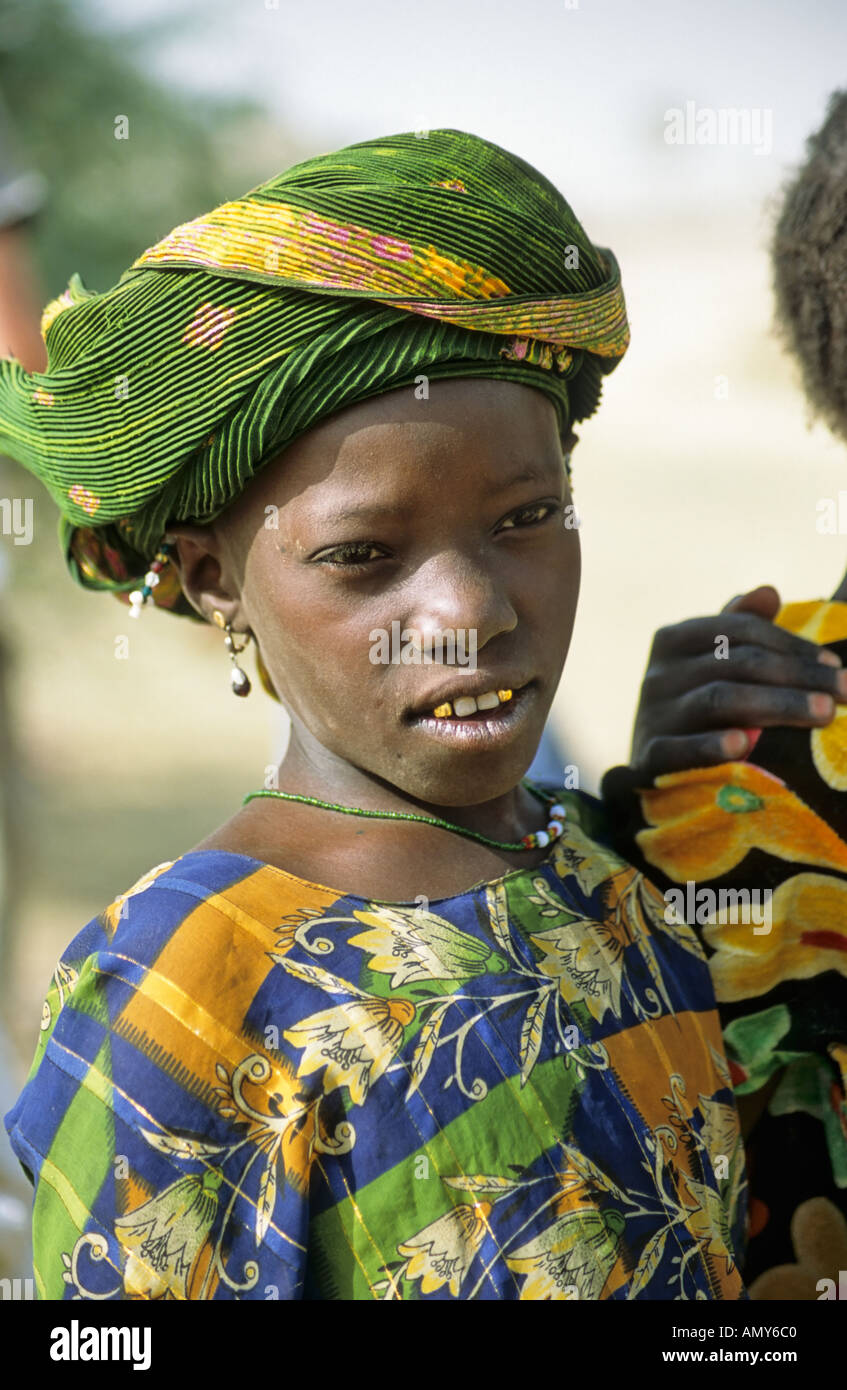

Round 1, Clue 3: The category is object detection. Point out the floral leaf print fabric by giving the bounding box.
[6,790,745,1300]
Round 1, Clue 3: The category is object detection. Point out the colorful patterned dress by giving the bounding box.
[5,789,748,1300]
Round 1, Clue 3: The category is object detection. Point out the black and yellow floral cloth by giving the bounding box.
[602,599,847,1285]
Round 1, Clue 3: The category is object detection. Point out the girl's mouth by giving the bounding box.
[405,682,538,747]
[432,687,514,719]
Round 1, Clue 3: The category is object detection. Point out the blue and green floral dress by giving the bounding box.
[5,789,748,1300]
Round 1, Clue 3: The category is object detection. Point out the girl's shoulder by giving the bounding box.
[35,848,347,1027]
[7,849,352,1166]
[106,846,342,926]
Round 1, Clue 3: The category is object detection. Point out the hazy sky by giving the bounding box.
[88,0,847,217]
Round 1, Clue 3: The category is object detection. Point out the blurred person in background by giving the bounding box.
[0,95,46,373]
[0,81,46,1289]
[604,90,847,1298]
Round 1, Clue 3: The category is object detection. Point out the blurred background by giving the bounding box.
[1,0,847,1276]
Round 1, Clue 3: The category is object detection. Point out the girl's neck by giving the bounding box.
[276,724,543,845]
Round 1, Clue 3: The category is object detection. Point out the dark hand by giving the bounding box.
[630,585,847,779]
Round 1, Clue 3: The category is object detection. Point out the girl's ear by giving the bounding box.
[166,522,246,628]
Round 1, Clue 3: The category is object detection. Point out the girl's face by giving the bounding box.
[172,377,581,808]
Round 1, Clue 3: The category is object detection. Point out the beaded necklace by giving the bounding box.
[241,777,566,853]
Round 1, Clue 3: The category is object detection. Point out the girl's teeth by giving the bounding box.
[431,688,514,718]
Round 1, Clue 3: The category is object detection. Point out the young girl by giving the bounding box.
[2,128,746,1300]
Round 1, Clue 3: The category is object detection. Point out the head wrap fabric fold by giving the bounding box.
[0,128,630,620]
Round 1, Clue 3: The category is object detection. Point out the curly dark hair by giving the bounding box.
[772,90,847,439]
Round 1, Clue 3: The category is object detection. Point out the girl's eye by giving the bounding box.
[315,542,387,568]
[498,502,559,530]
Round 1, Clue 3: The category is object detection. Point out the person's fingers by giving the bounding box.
[676,679,837,733]
[721,584,782,619]
[651,644,847,705]
[650,610,843,666]
[634,729,753,780]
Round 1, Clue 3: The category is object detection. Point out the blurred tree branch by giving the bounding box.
[0,0,273,296]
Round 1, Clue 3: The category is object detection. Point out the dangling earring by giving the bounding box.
[127,540,178,617]
[212,609,252,697]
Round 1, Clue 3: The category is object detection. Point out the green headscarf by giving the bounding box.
[0,127,629,620]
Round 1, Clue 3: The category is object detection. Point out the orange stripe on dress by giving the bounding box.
[112,865,343,1103]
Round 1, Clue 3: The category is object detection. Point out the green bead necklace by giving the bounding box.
[241,778,567,853]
